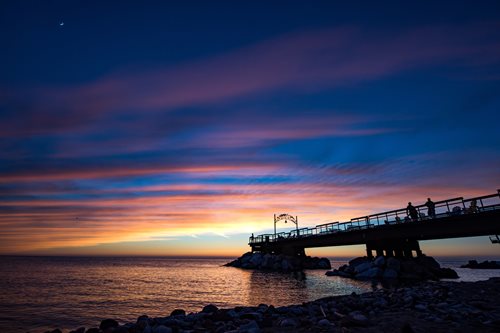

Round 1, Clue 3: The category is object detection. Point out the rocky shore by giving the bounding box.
[326,255,458,282]
[44,277,500,333]
[461,260,500,269]
[224,252,331,271]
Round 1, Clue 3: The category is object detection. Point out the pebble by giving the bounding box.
[279,318,298,327]
[59,277,500,333]
[414,304,428,311]
[318,318,332,327]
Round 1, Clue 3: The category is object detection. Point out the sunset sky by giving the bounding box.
[1,1,499,257]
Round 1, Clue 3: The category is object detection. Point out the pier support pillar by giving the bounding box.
[366,239,423,259]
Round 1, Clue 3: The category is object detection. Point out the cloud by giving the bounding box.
[2,23,499,138]
[1,23,500,255]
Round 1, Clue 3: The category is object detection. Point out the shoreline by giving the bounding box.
[47,277,500,333]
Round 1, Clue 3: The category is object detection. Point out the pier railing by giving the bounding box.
[249,191,500,244]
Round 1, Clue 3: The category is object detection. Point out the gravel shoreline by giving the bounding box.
[43,277,500,333]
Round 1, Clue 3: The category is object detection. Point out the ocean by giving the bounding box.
[0,256,499,333]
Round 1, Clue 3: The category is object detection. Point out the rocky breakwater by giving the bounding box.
[326,255,458,281]
[461,260,500,269]
[224,252,331,271]
[48,277,500,333]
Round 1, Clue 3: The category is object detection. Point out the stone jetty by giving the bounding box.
[46,277,500,333]
[224,252,331,271]
[325,255,458,282]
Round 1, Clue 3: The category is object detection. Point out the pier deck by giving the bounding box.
[249,191,500,257]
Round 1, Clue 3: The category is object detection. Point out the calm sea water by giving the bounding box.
[0,256,499,333]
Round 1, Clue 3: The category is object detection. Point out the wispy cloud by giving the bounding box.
[1,22,499,255]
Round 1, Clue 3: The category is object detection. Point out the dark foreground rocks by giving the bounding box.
[224,252,331,271]
[49,277,500,333]
[461,260,500,269]
[326,255,458,282]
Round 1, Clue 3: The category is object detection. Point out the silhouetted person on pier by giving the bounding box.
[468,199,479,213]
[250,233,254,242]
[425,198,436,218]
[406,202,418,221]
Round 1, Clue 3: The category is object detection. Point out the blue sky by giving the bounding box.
[0,1,499,256]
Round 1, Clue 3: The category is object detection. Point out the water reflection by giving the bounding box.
[246,268,373,306]
[247,270,309,306]
[2,257,495,333]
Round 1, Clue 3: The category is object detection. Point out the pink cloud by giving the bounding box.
[2,23,499,137]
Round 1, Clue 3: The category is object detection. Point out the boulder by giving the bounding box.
[461,260,500,269]
[356,267,382,279]
[85,329,100,333]
[354,262,373,274]
[202,304,218,313]
[438,267,459,279]
[318,318,332,327]
[240,320,260,332]
[416,255,440,270]
[349,256,371,267]
[154,325,172,333]
[69,328,85,333]
[170,309,186,316]
[99,319,119,331]
[279,318,298,328]
[249,253,263,267]
[317,257,332,269]
[386,257,401,272]
[226,253,331,271]
[373,256,385,267]
[325,269,351,278]
[382,268,398,279]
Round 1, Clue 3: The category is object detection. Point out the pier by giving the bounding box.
[249,191,500,258]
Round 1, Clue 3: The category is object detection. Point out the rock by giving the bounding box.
[415,304,428,311]
[383,268,399,279]
[281,258,291,271]
[356,267,382,279]
[438,267,459,279]
[249,253,263,267]
[170,309,186,316]
[69,328,85,333]
[239,320,260,332]
[374,256,385,267]
[461,260,500,269]
[136,315,150,330]
[154,325,172,333]
[279,318,298,328]
[202,304,219,313]
[226,252,331,271]
[326,269,352,277]
[317,257,332,269]
[99,319,119,330]
[354,262,373,274]
[349,256,371,267]
[289,306,305,315]
[85,329,100,333]
[318,318,332,327]
[239,312,263,321]
[416,255,440,270]
[351,313,368,323]
[401,323,416,333]
[386,257,401,272]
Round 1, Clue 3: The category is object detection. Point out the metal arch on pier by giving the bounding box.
[274,213,298,237]
[249,190,500,258]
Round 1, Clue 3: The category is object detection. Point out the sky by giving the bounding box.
[1,1,500,257]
